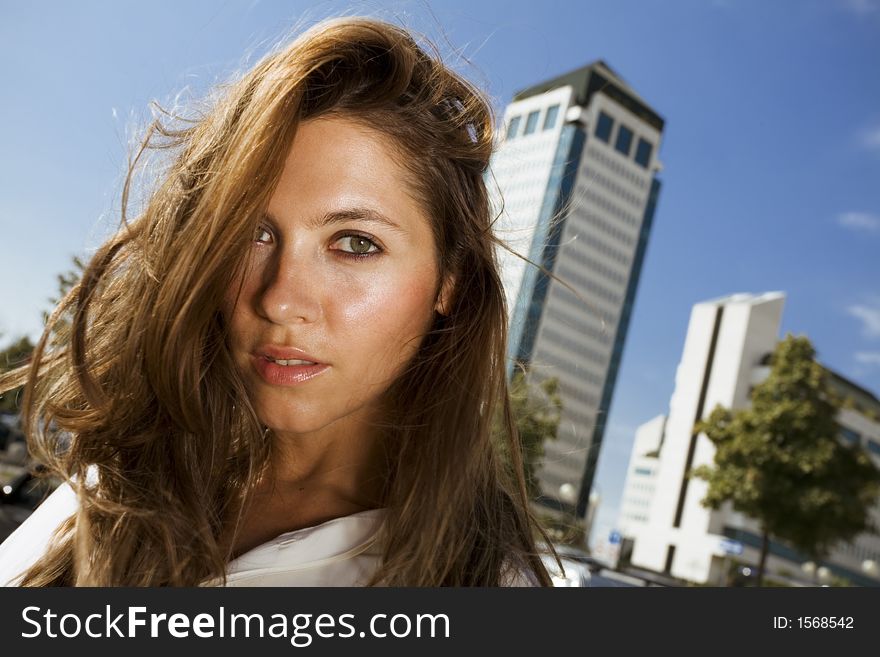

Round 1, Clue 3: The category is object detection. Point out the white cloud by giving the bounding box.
[855,352,880,366]
[842,0,879,15]
[838,211,880,232]
[848,304,880,338]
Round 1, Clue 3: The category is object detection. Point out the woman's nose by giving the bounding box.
[255,250,322,325]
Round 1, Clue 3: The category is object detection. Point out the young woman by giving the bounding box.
[0,16,555,586]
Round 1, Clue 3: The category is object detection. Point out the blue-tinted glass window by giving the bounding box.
[840,427,861,445]
[635,137,653,168]
[524,110,540,136]
[615,124,634,156]
[543,104,560,131]
[595,111,613,143]
[868,440,880,457]
[506,115,521,140]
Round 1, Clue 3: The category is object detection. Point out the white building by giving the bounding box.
[487,61,665,518]
[618,292,880,586]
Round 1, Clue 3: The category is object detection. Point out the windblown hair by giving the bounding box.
[0,16,555,586]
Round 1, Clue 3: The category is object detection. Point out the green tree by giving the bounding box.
[495,370,563,502]
[0,334,35,414]
[692,334,880,586]
[41,254,85,333]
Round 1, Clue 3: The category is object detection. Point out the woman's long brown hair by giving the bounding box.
[0,16,555,586]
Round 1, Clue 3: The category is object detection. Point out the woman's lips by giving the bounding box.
[257,344,324,364]
[250,355,330,387]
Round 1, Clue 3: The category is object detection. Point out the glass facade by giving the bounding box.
[510,124,585,374]
[506,115,521,140]
[595,111,613,143]
[635,137,653,168]
[543,104,560,131]
[615,124,634,156]
[578,177,661,518]
[524,110,540,136]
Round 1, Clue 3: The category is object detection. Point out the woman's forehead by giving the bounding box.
[266,116,430,234]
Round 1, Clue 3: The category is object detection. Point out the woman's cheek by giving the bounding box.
[336,269,435,353]
[359,264,433,320]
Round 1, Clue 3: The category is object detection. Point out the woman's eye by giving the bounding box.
[254,226,272,244]
[333,234,381,257]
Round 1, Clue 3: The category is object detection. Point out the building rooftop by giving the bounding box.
[512,59,665,132]
[699,291,786,307]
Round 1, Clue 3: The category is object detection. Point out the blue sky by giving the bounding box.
[2,0,879,550]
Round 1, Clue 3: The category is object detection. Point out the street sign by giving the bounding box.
[719,538,743,556]
[609,530,621,545]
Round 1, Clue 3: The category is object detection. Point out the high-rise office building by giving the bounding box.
[618,292,880,586]
[487,61,665,517]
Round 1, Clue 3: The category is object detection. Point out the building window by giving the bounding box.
[840,427,861,445]
[543,104,560,131]
[595,111,613,143]
[635,137,653,168]
[615,124,634,156]
[663,545,675,574]
[506,115,521,140]
[523,110,540,136]
[868,440,880,457]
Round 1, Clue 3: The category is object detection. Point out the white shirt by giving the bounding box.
[204,507,386,587]
[0,480,385,587]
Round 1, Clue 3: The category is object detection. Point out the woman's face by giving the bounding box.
[223,114,445,437]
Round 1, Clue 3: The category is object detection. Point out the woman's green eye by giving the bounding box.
[346,236,375,254]
[336,234,380,256]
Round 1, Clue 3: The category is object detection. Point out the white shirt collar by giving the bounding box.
[203,508,387,586]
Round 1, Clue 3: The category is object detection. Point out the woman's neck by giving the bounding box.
[227,413,390,559]
[264,412,389,508]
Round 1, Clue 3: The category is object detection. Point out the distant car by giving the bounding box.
[588,570,647,587]
[0,465,61,542]
[3,465,61,506]
[551,543,608,574]
[541,553,591,587]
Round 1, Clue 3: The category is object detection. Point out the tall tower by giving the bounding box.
[487,61,666,518]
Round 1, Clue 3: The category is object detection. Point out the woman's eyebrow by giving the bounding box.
[265,207,407,234]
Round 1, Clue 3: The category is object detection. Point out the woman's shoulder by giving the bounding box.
[0,477,80,586]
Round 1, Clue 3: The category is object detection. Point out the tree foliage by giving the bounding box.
[692,334,880,584]
[0,334,35,414]
[41,254,85,338]
[495,370,563,501]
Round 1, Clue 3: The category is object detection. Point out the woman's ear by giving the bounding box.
[434,274,456,316]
